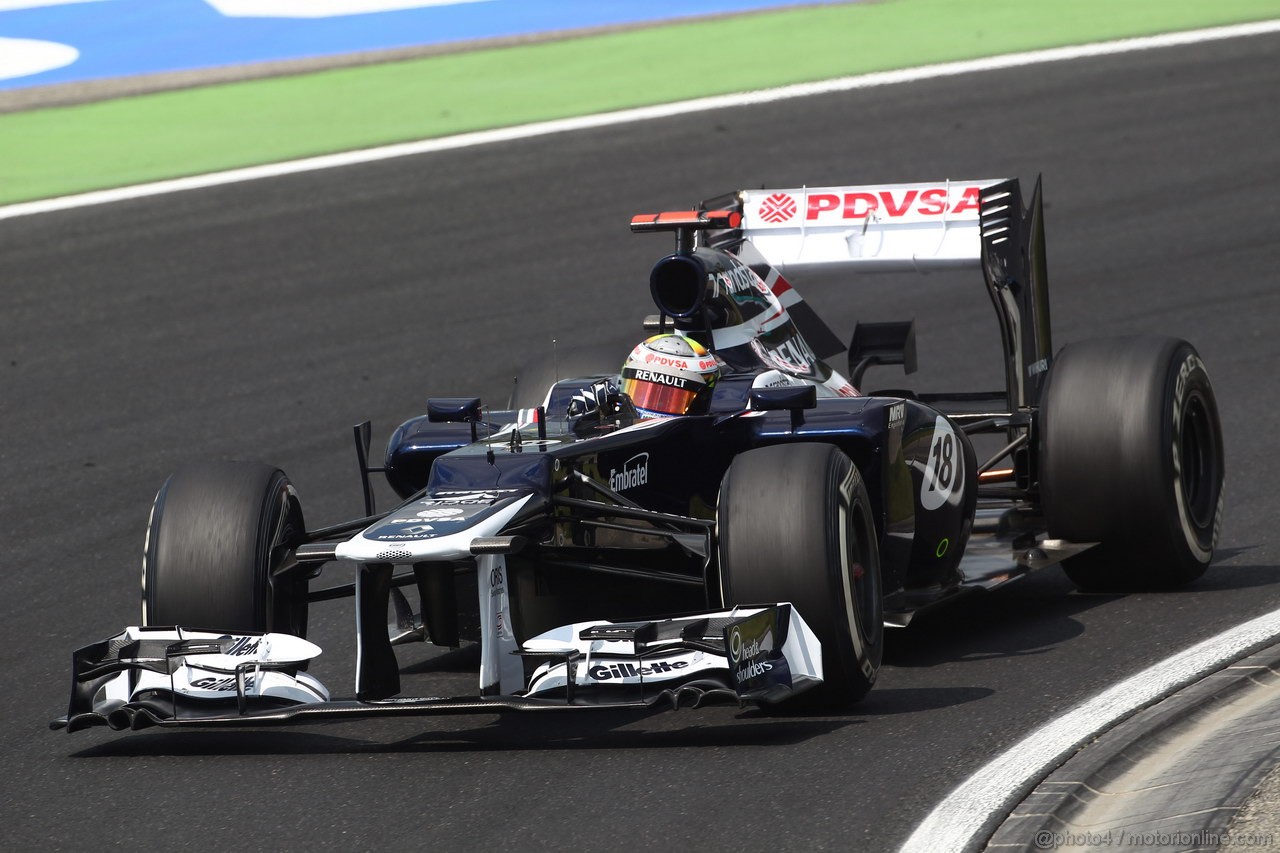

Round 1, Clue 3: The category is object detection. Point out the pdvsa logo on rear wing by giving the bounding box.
[740,180,1004,271]
[744,183,991,225]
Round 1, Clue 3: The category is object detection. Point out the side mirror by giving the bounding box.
[427,397,482,424]
[749,385,817,430]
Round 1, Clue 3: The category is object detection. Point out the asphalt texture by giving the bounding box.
[4,31,1280,853]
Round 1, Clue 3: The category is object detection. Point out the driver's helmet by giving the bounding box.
[620,334,721,418]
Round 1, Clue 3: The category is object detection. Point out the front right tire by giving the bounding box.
[717,442,884,708]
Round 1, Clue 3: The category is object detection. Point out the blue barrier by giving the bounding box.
[0,0,842,90]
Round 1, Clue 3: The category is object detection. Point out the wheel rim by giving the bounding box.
[1179,392,1218,530]
[852,567,877,638]
[847,495,879,638]
[267,487,308,637]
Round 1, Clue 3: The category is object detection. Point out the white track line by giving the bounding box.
[2,18,1279,221]
[898,605,1280,853]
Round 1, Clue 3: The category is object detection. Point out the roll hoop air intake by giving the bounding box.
[630,209,742,319]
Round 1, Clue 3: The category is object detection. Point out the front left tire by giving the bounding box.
[142,461,308,636]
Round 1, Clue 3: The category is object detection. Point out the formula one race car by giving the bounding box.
[54,177,1225,733]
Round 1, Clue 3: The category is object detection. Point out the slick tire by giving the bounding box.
[508,344,620,410]
[1041,337,1225,592]
[717,443,884,708]
[142,461,309,636]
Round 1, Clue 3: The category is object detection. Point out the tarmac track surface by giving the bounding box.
[4,31,1280,852]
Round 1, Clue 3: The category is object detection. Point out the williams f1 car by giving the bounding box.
[54,177,1225,733]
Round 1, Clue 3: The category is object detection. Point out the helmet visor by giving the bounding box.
[622,377,699,417]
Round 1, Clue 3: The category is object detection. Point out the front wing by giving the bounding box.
[53,604,822,732]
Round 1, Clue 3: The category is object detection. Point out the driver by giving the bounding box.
[620,334,721,418]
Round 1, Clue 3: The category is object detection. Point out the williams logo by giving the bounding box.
[608,453,650,492]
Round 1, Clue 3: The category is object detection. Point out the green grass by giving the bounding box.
[1,0,1278,204]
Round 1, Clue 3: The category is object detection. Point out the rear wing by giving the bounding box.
[710,177,1054,410]
[739,180,999,271]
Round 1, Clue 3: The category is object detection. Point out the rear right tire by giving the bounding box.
[1041,336,1224,592]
